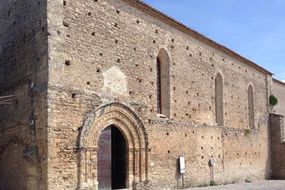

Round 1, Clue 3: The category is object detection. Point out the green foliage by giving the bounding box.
[210,180,217,186]
[269,95,278,106]
[245,179,252,183]
[244,129,251,136]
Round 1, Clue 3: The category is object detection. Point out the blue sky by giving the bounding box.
[143,0,285,81]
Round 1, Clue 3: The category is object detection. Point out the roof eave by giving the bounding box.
[122,0,273,76]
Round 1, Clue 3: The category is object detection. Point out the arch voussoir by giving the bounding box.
[77,102,148,190]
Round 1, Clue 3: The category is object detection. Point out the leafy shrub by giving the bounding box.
[269,95,278,106]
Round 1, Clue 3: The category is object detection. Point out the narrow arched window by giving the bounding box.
[248,84,255,129]
[157,49,170,118]
[215,73,224,125]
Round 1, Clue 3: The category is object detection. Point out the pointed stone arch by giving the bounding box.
[215,72,224,126]
[248,84,255,129]
[157,48,170,118]
[77,102,148,189]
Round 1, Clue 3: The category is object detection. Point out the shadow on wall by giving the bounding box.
[0,0,49,126]
[270,113,285,179]
[265,117,272,180]
[0,0,48,189]
[0,142,38,190]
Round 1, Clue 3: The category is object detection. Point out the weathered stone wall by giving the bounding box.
[45,0,272,189]
[45,0,271,189]
[0,0,48,189]
[0,0,275,189]
[270,113,285,179]
[47,0,269,128]
[147,123,270,188]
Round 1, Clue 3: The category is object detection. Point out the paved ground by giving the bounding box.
[187,180,285,190]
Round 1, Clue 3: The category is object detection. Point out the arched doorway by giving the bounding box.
[97,126,128,189]
[77,102,148,190]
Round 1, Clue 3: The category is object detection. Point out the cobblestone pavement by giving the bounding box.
[187,180,285,190]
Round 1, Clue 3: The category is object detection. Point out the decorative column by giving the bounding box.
[77,148,86,190]
[135,148,140,180]
[87,147,98,189]
[77,147,98,190]
[140,148,146,182]
[128,147,135,188]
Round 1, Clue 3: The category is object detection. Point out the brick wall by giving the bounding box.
[45,0,271,188]
[0,0,275,189]
[0,0,48,189]
[270,113,285,179]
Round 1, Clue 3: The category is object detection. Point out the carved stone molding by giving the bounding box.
[77,102,148,189]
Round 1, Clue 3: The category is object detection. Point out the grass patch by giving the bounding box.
[244,128,251,136]
[210,180,218,186]
[245,179,252,183]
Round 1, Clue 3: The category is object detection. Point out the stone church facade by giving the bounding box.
[0,0,285,189]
